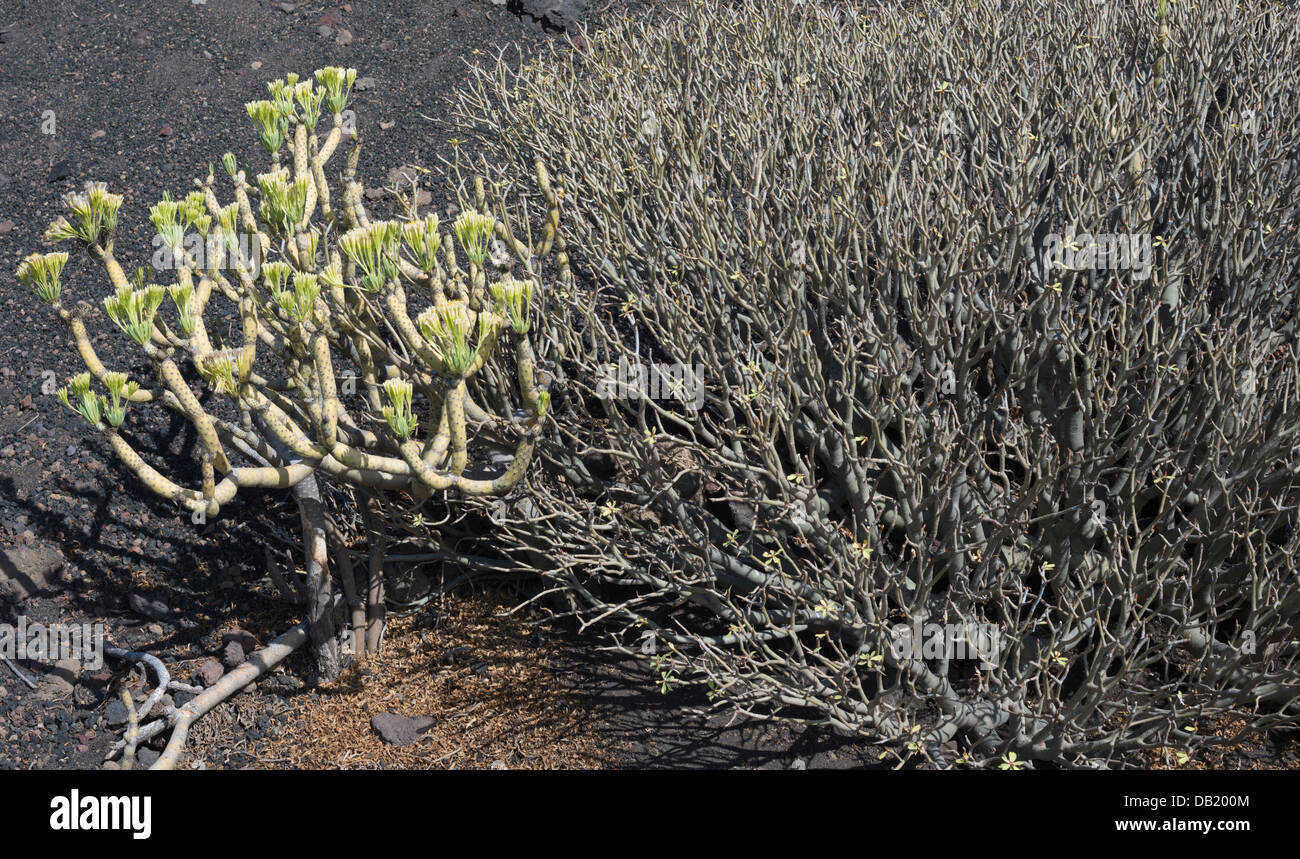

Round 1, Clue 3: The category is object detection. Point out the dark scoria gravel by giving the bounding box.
[6,0,1292,771]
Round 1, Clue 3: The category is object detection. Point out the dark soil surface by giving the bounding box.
[2,0,1296,772]
[0,0,890,770]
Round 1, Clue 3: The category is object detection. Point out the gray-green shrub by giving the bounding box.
[457,0,1300,766]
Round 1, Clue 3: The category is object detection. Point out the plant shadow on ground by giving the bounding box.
[2,0,1298,770]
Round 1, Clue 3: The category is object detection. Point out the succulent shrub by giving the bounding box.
[23,67,562,681]
[456,0,1300,766]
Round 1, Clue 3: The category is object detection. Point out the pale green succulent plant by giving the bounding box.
[16,251,68,305]
[21,65,570,679]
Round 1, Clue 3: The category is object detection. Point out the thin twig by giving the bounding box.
[1,653,37,689]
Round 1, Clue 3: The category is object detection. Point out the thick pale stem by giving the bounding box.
[329,525,366,659]
[293,473,340,683]
[313,331,339,447]
[447,380,469,475]
[362,494,387,656]
[158,359,231,473]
